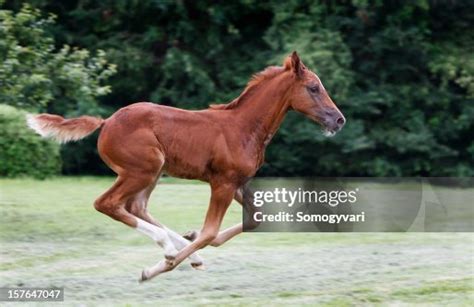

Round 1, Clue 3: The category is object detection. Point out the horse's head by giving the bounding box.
[284,51,345,136]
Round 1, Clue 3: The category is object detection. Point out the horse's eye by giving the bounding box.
[308,85,319,94]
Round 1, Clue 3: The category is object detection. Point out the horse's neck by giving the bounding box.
[233,78,291,148]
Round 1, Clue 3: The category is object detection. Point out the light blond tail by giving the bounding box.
[26,113,104,143]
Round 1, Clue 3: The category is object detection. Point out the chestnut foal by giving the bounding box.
[27,52,345,282]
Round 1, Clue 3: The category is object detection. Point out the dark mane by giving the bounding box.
[209,66,285,110]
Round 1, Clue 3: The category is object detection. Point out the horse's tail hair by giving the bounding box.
[26,113,105,144]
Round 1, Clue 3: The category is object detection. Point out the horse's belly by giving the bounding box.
[162,155,209,181]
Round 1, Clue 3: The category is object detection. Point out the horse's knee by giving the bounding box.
[243,211,261,230]
[189,230,221,247]
[199,231,217,247]
[209,239,222,247]
[245,218,261,231]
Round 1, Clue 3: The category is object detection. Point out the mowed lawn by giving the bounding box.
[0,177,473,306]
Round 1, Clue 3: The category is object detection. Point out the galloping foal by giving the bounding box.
[27,52,345,282]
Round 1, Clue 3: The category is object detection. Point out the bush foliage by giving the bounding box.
[0,104,61,178]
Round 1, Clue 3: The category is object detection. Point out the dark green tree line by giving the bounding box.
[2,0,473,177]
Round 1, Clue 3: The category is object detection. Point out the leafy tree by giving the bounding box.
[0,3,116,115]
[262,0,473,176]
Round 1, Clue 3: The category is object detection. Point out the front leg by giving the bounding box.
[183,185,258,247]
[140,182,236,281]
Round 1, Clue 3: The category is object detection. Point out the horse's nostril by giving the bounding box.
[336,117,345,126]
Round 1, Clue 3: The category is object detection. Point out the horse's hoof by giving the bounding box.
[138,270,149,283]
[164,246,178,260]
[164,253,176,261]
[191,262,206,271]
[165,257,175,267]
[183,230,199,242]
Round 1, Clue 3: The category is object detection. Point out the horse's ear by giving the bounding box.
[284,51,304,78]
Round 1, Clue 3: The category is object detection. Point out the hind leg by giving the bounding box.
[127,181,205,268]
[94,174,178,259]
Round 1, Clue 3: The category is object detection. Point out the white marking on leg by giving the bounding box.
[164,227,204,265]
[135,218,178,258]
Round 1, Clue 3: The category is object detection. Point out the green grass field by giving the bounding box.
[1,177,473,306]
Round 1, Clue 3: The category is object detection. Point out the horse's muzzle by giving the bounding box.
[322,110,345,136]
